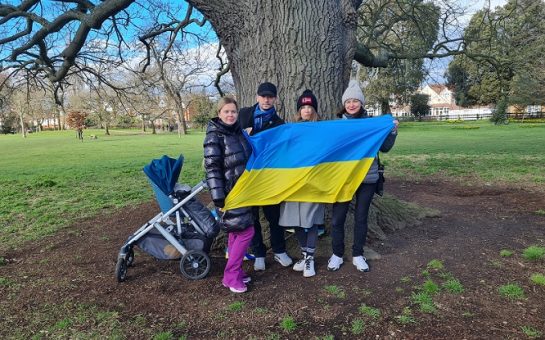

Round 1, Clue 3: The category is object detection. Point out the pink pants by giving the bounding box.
[222,226,255,289]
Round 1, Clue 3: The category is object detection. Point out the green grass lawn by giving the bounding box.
[1,121,544,252]
[384,121,545,186]
[0,129,207,252]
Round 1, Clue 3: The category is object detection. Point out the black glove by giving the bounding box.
[213,199,225,208]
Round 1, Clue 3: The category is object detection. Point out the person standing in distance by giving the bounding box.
[238,82,293,271]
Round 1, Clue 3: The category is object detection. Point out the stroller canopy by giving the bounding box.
[143,154,184,195]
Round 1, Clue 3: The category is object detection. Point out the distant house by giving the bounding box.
[419,84,492,121]
[419,84,460,117]
[367,83,541,121]
[366,84,468,119]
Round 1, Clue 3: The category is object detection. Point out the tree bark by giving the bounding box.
[19,109,26,138]
[57,104,66,130]
[188,0,360,118]
[176,112,184,138]
[176,103,187,135]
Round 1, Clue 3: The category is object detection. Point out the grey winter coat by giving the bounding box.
[279,201,325,229]
[203,117,253,232]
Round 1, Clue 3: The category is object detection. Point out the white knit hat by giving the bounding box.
[341,80,365,105]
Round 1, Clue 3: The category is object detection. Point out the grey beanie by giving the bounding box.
[341,80,365,105]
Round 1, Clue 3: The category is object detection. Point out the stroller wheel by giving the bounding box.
[180,250,210,280]
[126,248,135,267]
[115,258,128,282]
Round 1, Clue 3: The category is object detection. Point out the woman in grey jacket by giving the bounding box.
[327,80,399,273]
[279,90,324,278]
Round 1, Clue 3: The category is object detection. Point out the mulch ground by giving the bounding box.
[1,179,544,339]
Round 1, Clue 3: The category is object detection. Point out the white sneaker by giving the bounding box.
[293,259,305,272]
[242,276,251,284]
[327,254,344,271]
[229,286,247,293]
[352,256,369,272]
[254,257,265,271]
[274,252,293,267]
[223,283,247,293]
[303,256,315,277]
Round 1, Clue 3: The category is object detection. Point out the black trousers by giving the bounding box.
[331,182,377,257]
[250,205,286,257]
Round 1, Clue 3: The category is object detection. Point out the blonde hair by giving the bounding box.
[217,96,238,114]
[296,106,320,122]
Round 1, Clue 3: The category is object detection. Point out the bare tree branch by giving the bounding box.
[1,0,135,82]
[214,43,229,97]
[138,3,206,72]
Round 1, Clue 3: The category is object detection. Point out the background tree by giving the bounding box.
[410,93,430,121]
[356,0,438,113]
[187,93,215,130]
[491,97,508,124]
[137,41,213,134]
[121,70,166,134]
[509,71,545,112]
[445,58,478,107]
[360,60,425,114]
[446,0,545,109]
[66,111,87,140]
[0,112,17,134]
[9,77,39,138]
[0,80,16,134]
[92,91,116,136]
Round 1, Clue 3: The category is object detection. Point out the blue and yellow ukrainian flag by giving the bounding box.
[224,115,395,210]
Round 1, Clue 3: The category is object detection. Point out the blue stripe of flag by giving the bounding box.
[245,115,394,170]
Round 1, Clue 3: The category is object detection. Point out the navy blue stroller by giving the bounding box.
[115,154,219,281]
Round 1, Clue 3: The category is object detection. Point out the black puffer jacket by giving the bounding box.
[203,117,253,232]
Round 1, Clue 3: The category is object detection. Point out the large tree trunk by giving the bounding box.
[189,0,360,118]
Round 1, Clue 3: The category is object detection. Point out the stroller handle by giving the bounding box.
[194,180,208,191]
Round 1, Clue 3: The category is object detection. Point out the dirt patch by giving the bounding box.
[1,179,544,339]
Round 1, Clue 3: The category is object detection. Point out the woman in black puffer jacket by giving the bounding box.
[203,96,254,293]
